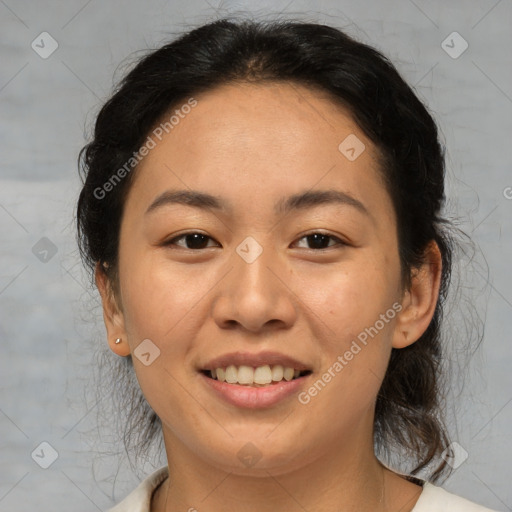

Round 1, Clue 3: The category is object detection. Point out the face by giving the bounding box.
[99,81,432,475]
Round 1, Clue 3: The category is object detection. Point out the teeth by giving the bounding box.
[225,365,238,384]
[271,365,284,381]
[207,364,306,386]
[283,367,294,381]
[254,365,272,384]
[237,365,254,385]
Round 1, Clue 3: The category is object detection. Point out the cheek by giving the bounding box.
[118,261,209,413]
[296,254,398,394]
[299,272,396,425]
[119,256,209,348]
[299,256,398,337]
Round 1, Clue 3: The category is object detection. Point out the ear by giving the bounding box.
[392,241,442,349]
[95,262,131,356]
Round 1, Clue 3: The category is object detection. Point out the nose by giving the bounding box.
[211,243,297,334]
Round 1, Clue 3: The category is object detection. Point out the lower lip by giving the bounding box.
[200,372,309,409]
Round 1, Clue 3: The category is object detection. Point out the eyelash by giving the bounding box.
[164,231,347,251]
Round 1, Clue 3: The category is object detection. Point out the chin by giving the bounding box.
[192,433,314,476]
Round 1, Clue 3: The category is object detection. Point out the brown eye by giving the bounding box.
[294,232,346,250]
[165,232,219,250]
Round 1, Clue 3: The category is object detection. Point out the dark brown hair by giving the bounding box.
[78,18,456,482]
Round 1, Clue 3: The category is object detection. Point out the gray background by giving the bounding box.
[1,0,511,510]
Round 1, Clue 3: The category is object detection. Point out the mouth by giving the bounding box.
[198,351,313,408]
[200,365,313,387]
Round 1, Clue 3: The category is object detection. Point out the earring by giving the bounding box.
[115,338,122,344]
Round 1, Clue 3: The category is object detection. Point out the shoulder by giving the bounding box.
[107,466,169,512]
[412,481,500,512]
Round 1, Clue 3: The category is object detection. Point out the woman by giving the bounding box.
[76,18,499,512]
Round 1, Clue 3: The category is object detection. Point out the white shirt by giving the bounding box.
[107,466,500,512]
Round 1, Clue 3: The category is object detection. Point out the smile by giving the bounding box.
[202,364,312,387]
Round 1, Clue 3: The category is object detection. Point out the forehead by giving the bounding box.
[163,81,368,157]
[126,81,391,221]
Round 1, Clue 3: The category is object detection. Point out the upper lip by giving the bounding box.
[201,351,312,371]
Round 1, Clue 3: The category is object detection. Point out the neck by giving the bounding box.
[152,430,393,512]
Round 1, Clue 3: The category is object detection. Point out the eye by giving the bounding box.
[164,232,220,250]
[164,231,346,251]
[293,232,346,250]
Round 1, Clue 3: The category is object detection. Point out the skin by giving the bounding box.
[96,81,442,512]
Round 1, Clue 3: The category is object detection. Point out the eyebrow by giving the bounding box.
[145,189,370,218]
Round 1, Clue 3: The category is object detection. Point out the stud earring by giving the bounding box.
[115,338,122,344]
